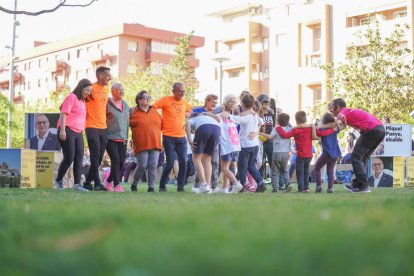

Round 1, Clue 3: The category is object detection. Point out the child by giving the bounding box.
[313,113,341,193]
[260,113,293,193]
[231,93,266,193]
[276,111,317,192]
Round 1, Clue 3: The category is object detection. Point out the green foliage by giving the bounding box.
[0,94,12,147]
[120,31,200,107]
[321,21,414,122]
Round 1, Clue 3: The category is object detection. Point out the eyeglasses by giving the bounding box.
[175,90,185,94]
[36,121,48,125]
[139,96,151,100]
[373,163,383,166]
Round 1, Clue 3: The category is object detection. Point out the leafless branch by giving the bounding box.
[0,0,97,16]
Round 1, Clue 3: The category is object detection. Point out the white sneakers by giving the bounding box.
[198,182,212,194]
[231,182,243,193]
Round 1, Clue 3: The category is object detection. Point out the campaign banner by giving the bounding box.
[36,151,56,188]
[369,156,393,188]
[0,149,36,188]
[21,149,36,188]
[392,157,405,188]
[376,124,412,156]
[24,113,61,152]
[406,156,414,187]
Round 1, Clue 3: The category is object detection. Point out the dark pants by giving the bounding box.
[260,141,273,177]
[57,127,84,184]
[160,135,187,189]
[106,140,127,186]
[296,157,312,191]
[289,158,296,179]
[186,154,195,183]
[121,162,137,183]
[238,146,263,186]
[314,153,338,189]
[352,125,385,189]
[85,128,107,185]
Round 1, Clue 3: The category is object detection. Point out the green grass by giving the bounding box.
[1,184,414,275]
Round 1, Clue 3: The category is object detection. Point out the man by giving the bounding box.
[257,95,274,181]
[83,66,111,191]
[153,82,192,192]
[192,94,220,191]
[30,114,60,151]
[368,157,393,187]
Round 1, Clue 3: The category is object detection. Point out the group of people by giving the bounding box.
[54,66,386,194]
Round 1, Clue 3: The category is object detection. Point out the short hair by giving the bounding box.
[96,66,110,77]
[135,90,148,105]
[372,157,384,165]
[111,83,123,91]
[241,93,255,109]
[295,111,307,124]
[240,90,250,99]
[321,112,335,124]
[277,113,290,127]
[72,78,92,100]
[331,98,346,108]
[205,94,218,103]
[35,113,49,123]
[223,94,237,106]
[172,82,183,91]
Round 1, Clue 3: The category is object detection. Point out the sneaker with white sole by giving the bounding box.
[73,184,89,191]
[54,180,63,190]
[105,182,114,192]
[231,182,243,193]
[191,185,200,193]
[198,183,212,194]
[284,184,293,193]
[218,188,229,194]
[212,187,220,193]
[351,187,371,193]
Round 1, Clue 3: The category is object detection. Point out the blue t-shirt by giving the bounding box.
[192,106,207,113]
[320,128,341,158]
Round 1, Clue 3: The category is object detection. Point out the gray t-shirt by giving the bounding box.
[271,126,292,153]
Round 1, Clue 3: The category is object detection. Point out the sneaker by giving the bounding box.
[177,187,185,192]
[240,182,253,193]
[94,184,108,191]
[271,188,278,193]
[83,182,94,191]
[73,184,89,192]
[255,183,267,193]
[168,178,177,185]
[212,187,221,193]
[303,188,310,193]
[147,187,155,192]
[130,185,138,192]
[198,183,211,194]
[278,186,285,191]
[54,180,63,190]
[231,182,243,193]
[217,188,229,194]
[159,186,167,192]
[315,186,323,193]
[105,182,114,192]
[327,188,335,193]
[351,187,371,193]
[334,179,344,184]
[114,185,124,192]
[191,185,200,193]
[284,184,293,193]
[344,184,355,191]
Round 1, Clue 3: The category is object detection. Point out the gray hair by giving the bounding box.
[223,94,237,106]
[111,82,123,91]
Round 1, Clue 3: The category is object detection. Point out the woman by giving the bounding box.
[104,83,130,192]
[129,90,162,192]
[54,79,92,191]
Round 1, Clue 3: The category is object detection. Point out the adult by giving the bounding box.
[153,82,191,192]
[30,114,61,151]
[328,98,385,192]
[192,94,220,191]
[83,66,111,191]
[257,94,274,179]
[54,79,92,191]
[129,90,162,192]
[104,83,130,192]
[368,157,393,187]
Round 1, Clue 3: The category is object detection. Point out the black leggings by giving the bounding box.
[85,128,107,185]
[106,140,127,186]
[57,127,84,184]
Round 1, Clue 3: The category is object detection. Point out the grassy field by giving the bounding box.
[1,184,413,275]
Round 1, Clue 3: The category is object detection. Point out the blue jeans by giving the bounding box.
[160,136,187,189]
[238,146,263,186]
[133,149,160,189]
[296,157,311,191]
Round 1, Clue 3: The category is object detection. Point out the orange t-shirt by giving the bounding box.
[153,96,191,137]
[129,106,162,155]
[85,82,109,129]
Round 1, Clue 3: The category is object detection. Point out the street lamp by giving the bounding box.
[7,0,18,148]
[212,56,229,104]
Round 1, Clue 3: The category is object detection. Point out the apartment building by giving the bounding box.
[0,23,204,105]
[208,0,414,117]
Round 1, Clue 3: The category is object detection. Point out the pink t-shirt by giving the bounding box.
[57,93,86,133]
[338,108,382,133]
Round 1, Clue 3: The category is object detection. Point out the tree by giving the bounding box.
[0,0,97,16]
[0,94,12,147]
[321,21,414,122]
[120,31,201,106]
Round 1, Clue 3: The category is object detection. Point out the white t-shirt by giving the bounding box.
[230,114,263,148]
[189,115,220,131]
[219,117,241,156]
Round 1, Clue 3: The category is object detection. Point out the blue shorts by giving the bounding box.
[193,124,221,155]
[221,151,238,162]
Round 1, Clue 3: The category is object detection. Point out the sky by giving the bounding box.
[0,0,251,96]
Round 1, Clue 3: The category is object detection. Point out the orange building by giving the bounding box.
[0,23,204,105]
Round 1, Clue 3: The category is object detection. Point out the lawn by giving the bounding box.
[0,184,413,275]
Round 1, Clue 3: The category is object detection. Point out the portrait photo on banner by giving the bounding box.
[368,156,394,188]
[24,113,61,152]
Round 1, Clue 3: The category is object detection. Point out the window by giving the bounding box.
[262,37,269,51]
[37,79,41,88]
[28,61,33,70]
[45,77,48,84]
[127,41,138,51]
[67,52,71,60]
[262,66,269,79]
[77,49,83,58]
[27,81,31,89]
[360,16,375,25]
[312,26,321,52]
[393,11,407,19]
[38,59,42,68]
[24,63,27,71]
[275,33,286,47]
[151,41,176,55]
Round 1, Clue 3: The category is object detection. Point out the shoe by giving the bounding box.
[271,188,278,193]
[351,187,371,193]
[83,182,93,191]
[198,183,211,194]
[73,184,89,192]
[327,188,334,193]
[159,186,167,192]
[255,183,267,193]
[114,184,124,192]
[177,187,185,192]
[54,180,63,190]
[284,184,293,193]
[191,185,200,193]
[231,182,243,193]
[94,184,108,191]
[147,187,155,192]
[278,186,285,191]
[303,188,310,193]
[105,182,114,192]
[344,184,354,191]
[130,185,137,192]
[212,187,220,193]
[240,182,253,193]
[217,188,229,194]
[334,179,344,184]
[315,186,323,193]
[168,178,177,185]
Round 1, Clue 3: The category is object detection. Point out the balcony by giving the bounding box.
[305,52,322,67]
[145,51,199,68]
[0,71,21,85]
[43,60,66,72]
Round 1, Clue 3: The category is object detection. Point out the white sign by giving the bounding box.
[381,124,412,156]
